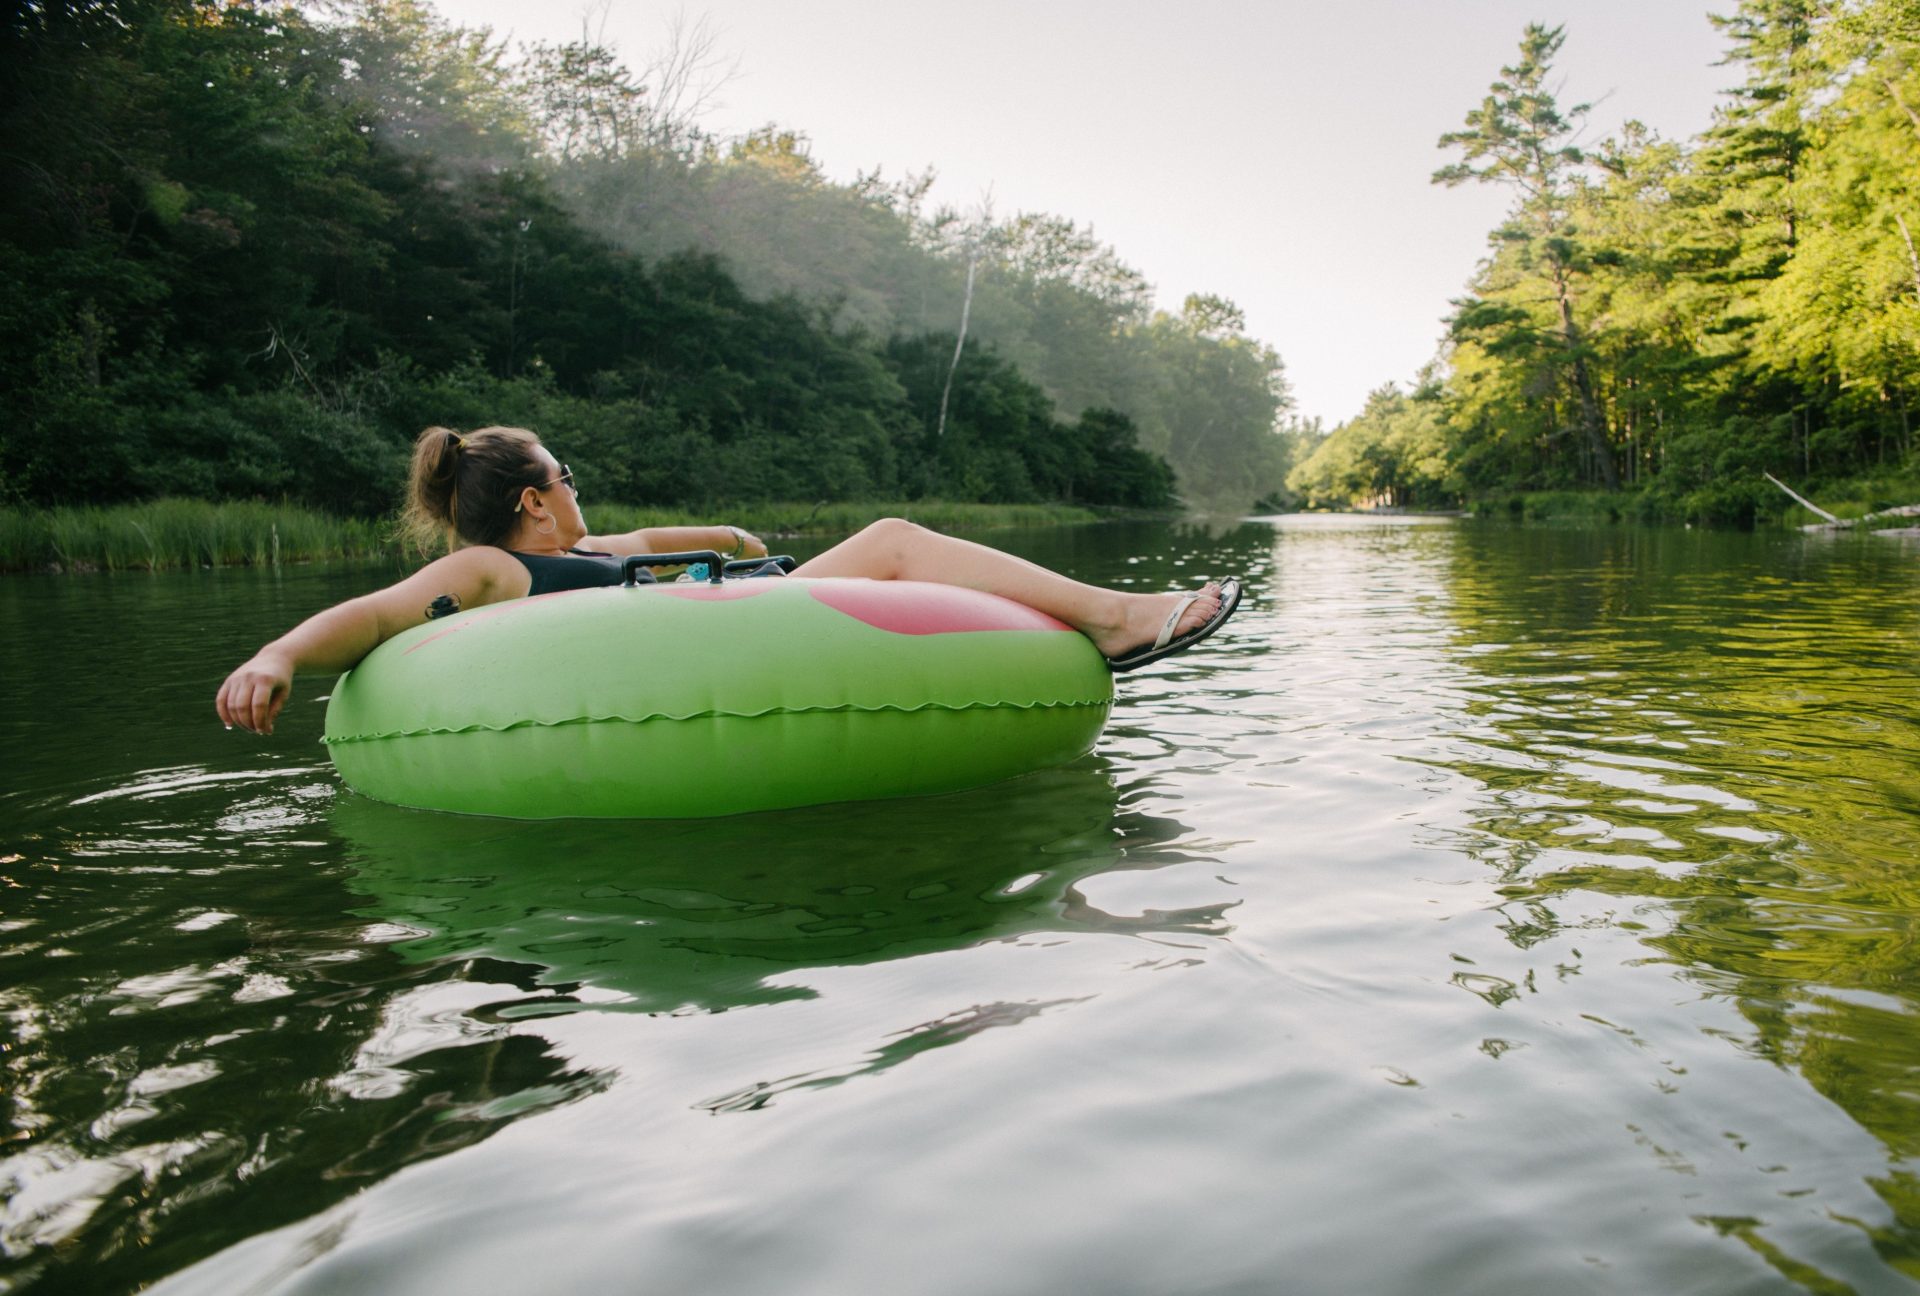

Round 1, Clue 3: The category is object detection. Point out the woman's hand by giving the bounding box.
[217,650,295,735]
[213,548,518,737]
[727,526,769,560]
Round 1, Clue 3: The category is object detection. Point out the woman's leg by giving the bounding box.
[790,518,1222,660]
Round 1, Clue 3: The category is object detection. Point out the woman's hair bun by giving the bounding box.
[403,426,543,552]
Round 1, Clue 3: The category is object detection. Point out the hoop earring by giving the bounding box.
[535,514,557,536]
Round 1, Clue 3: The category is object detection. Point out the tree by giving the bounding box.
[1700,0,1821,273]
[1124,297,1292,509]
[1286,383,1452,508]
[1754,12,1920,462]
[0,0,1259,518]
[1436,23,1619,489]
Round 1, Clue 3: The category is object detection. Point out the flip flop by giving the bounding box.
[1106,577,1242,673]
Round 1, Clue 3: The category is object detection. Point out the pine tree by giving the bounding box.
[1435,24,1619,489]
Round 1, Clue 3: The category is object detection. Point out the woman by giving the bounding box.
[217,425,1240,735]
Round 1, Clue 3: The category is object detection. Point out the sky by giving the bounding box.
[432,0,1737,429]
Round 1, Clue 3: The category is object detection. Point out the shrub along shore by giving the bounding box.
[13,481,1910,573]
[1465,471,1920,529]
[0,499,1104,574]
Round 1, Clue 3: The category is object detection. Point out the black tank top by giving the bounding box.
[508,549,653,596]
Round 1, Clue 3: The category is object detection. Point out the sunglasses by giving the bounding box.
[513,464,576,512]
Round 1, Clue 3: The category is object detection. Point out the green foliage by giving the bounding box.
[2,0,1204,525]
[1470,490,1630,524]
[1780,466,1920,520]
[0,500,393,572]
[581,500,1099,539]
[1072,409,1179,509]
[1288,384,1453,508]
[1433,22,1619,490]
[1338,6,1920,522]
[882,336,1176,508]
[531,93,1290,509]
[0,495,1104,572]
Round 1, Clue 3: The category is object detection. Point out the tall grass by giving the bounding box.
[1471,490,1639,524]
[582,500,1100,538]
[1774,470,1920,528]
[1468,472,1920,529]
[1,500,395,572]
[1,498,1103,573]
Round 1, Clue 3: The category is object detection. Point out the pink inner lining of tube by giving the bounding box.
[808,581,1072,635]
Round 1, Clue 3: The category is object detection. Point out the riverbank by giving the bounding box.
[1465,472,1920,529]
[582,501,1103,543]
[0,499,1107,573]
[0,500,392,574]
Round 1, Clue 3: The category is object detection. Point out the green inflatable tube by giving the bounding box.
[322,578,1113,818]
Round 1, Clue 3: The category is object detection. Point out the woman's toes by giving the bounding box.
[1096,583,1223,659]
[1176,583,1221,636]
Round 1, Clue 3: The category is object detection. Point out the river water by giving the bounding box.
[2,516,1918,1295]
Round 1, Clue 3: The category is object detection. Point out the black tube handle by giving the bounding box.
[724,555,797,576]
[622,552,800,586]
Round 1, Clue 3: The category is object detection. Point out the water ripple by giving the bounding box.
[5,526,1920,1295]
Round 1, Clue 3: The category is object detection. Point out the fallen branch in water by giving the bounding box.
[1764,472,1920,533]
[1763,471,1839,523]
[1799,502,1920,533]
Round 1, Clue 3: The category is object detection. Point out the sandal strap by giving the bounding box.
[1153,593,1203,650]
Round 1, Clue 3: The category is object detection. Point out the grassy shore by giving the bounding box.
[0,499,1105,573]
[583,499,1100,539]
[1769,471,1920,528]
[1467,471,1920,529]
[0,500,394,572]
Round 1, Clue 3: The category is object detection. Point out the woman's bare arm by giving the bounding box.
[583,525,768,560]
[216,547,524,735]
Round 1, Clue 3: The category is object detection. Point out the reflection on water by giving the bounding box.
[1,751,1220,1292]
[1434,526,1920,1279]
[0,756,604,1290]
[4,519,1919,1295]
[0,528,1254,1294]
[335,760,1217,1014]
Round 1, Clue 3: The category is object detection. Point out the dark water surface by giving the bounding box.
[3,518,1918,1294]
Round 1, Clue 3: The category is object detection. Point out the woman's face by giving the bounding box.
[527,444,586,545]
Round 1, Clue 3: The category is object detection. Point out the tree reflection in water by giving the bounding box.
[1433,525,1920,1280]
[332,758,1216,1015]
[2,753,1210,1293]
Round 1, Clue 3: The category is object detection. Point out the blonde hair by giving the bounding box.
[403,425,547,551]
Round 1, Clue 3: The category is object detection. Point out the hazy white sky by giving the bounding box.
[435,1,1735,428]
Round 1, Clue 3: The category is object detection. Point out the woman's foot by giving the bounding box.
[1091,580,1237,665]
[1103,578,1242,671]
